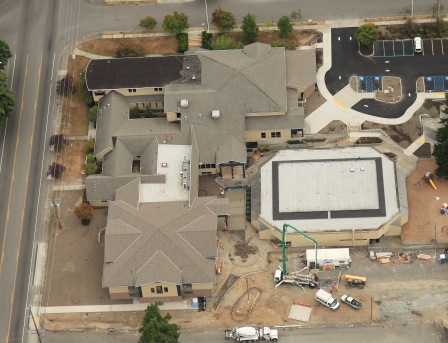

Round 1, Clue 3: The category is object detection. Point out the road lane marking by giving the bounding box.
[0,54,28,274]
[332,98,348,108]
[5,54,42,343]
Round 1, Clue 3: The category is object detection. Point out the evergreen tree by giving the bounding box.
[277,16,293,38]
[139,302,180,343]
[433,100,448,178]
[241,13,259,44]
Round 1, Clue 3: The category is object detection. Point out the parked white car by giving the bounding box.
[414,37,422,53]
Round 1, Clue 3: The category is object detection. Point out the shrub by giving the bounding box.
[115,45,144,57]
[177,32,188,53]
[201,31,213,49]
[210,35,243,50]
[143,107,154,118]
[85,162,99,175]
[86,153,96,163]
[271,40,296,50]
[78,73,94,107]
[129,107,140,119]
[86,139,95,154]
[287,139,304,144]
[139,16,157,30]
[88,105,97,123]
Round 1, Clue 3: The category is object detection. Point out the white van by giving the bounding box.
[315,289,340,310]
[414,37,422,53]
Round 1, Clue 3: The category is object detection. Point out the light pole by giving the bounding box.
[204,0,210,31]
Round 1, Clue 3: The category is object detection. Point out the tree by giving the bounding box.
[47,162,66,179]
[277,16,293,38]
[0,71,14,126]
[210,35,243,50]
[354,24,378,46]
[212,7,236,32]
[49,134,67,152]
[433,99,448,178]
[140,16,157,30]
[88,105,97,123]
[78,73,94,107]
[290,9,302,21]
[0,39,12,70]
[74,203,95,225]
[56,75,75,96]
[139,302,180,343]
[162,12,189,34]
[241,13,259,44]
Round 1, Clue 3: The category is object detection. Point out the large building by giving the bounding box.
[258,147,408,247]
[84,43,317,301]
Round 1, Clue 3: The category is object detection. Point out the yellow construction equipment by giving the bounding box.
[341,274,366,289]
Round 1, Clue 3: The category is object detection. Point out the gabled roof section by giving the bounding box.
[115,178,140,209]
[285,50,316,89]
[136,251,182,285]
[102,180,229,287]
[104,218,142,263]
[196,43,287,113]
[86,56,185,90]
[216,135,247,165]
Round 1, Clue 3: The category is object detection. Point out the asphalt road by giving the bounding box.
[0,0,72,341]
[42,325,444,343]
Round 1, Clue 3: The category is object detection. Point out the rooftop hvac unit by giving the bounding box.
[180,99,189,108]
[211,110,220,119]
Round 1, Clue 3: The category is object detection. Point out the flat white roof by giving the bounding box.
[140,144,191,203]
[278,159,378,212]
[306,248,350,261]
[260,147,400,232]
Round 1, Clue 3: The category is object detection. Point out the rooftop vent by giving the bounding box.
[180,99,189,108]
[212,110,221,119]
[350,167,355,172]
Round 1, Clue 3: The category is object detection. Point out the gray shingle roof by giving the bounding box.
[102,181,229,287]
[285,49,316,88]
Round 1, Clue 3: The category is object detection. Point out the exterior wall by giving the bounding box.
[130,101,164,111]
[140,295,182,303]
[245,129,292,143]
[109,286,130,299]
[245,111,285,117]
[141,282,179,298]
[303,84,315,99]
[258,212,402,247]
[89,200,109,208]
[92,87,164,102]
[199,167,217,175]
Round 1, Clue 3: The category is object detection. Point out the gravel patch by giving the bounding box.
[379,300,413,319]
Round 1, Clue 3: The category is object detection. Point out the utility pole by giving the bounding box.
[29,308,43,343]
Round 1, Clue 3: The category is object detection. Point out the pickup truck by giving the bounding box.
[341,294,362,309]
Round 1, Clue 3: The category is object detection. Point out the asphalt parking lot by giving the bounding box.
[325,28,448,118]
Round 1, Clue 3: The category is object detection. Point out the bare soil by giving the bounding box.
[401,159,448,245]
[78,36,179,56]
[375,76,402,103]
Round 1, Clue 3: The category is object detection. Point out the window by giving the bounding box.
[132,89,136,93]
[156,286,163,294]
[271,132,281,138]
[128,89,136,93]
[128,89,132,93]
[151,288,155,293]
[261,132,266,138]
[164,287,168,292]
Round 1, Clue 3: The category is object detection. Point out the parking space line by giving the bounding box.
[441,39,444,55]
[422,41,425,56]
[431,39,434,55]
[383,41,386,57]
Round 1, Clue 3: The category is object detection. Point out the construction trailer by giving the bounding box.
[305,248,351,269]
[225,327,278,342]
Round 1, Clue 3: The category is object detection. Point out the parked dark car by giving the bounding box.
[198,296,206,311]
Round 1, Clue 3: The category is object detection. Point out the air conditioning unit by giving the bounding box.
[212,110,220,119]
[180,99,189,108]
